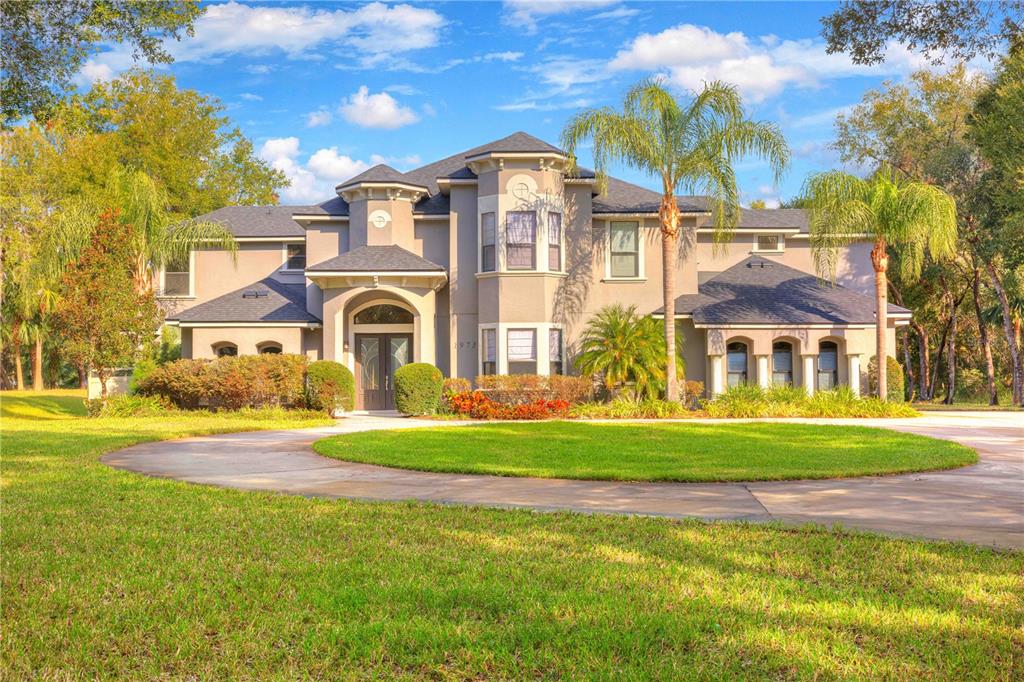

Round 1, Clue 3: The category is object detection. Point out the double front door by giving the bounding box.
[355,333,411,410]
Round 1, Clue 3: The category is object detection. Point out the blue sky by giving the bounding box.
[80,1,954,206]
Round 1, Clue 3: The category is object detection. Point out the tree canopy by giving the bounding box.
[0,0,202,124]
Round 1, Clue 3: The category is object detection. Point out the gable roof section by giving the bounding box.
[664,257,910,325]
[167,279,319,324]
[198,205,311,237]
[306,245,445,273]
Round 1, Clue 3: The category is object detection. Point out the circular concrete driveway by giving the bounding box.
[102,411,1024,549]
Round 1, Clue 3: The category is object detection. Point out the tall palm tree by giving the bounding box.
[55,166,237,295]
[805,165,958,400]
[562,80,789,401]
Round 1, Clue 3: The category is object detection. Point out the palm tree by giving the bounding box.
[805,165,958,400]
[575,303,683,399]
[55,166,237,295]
[562,79,789,401]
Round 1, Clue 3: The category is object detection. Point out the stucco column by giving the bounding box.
[709,354,724,396]
[848,354,862,397]
[756,354,770,388]
[803,354,816,396]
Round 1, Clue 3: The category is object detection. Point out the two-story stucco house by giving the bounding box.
[162,132,909,410]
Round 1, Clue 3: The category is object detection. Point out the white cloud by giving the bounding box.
[384,84,421,96]
[243,63,273,75]
[483,51,524,62]
[80,1,446,81]
[608,23,961,103]
[529,57,610,93]
[494,97,594,112]
[503,0,618,32]
[258,138,421,203]
[239,92,263,101]
[338,86,419,129]
[591,6,640,20]
[305,109,333,128]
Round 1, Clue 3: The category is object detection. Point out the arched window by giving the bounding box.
[818,341,839,391]
[257,342,283,354]
[353,304,414,325]
[726,342,748,387]
[772,341,793,386]
[213,342,238,357]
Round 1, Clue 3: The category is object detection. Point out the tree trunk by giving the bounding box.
[911,320,930,399]
[98,367,109,400]
[988,263,1023,405]
[972,266,998,405]
[901,327,914,401]
[13,338,24,390]
[943,293,957,404]
[31,336,43,391]
[78,364,87,390]
[870,239,889,400]
[659,195,680,402]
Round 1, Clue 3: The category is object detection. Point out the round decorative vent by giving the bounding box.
[369,209,392,229]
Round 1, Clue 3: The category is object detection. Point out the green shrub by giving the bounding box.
[569,398,691,419]
[92,394,175,418]
[394,363,443,415]
[703,384,919,418]
[548,375,594,404]
[129,358,158,395]
[868,355,906,402]
[305,360,355,414]
[138,354,307,410]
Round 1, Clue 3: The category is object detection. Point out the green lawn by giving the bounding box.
[2,391,1020,679]
[313,421,977,482]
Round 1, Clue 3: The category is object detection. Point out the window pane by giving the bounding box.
[547,213,561,243]
[757,235,779,251]
[286,244,306,270]
[507,329,536,361]
[507,244,535,269]
[354,304,414,324]
[482,213,496,246]
[610,223,638,251]
[507,212,536,270]
[482,328,496,363]
[482,245,495,272]
[508,361,537,375]
[610,253,638,278]
[727,372,746,388]
[549,329,562,361]
[163,272,190,295]
[359,338,379,390]
[817,370,836,391]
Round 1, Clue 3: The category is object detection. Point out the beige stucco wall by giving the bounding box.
[189,327,304,359]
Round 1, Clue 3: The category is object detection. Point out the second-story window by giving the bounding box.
[481,212,496,272]
[548,212,562,271]
[162,254,191,296]
[506,211,536,270]
[610,222,639,278]
[285,243,306,271]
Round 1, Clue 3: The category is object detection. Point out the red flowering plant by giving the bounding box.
[447,391,569,420]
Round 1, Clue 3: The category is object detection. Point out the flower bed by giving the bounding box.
[447,390,569,420]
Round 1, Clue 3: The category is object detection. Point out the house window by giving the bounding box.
[213,342,238,357]
[506,211,536,270]
[548,212,562,271]
[507,328,537,374]
[726,342,748,387]
[258,342,282,354]
[772,341,793,386]
[549,328,563,375]
[162,254,191,296]
[354,304,414,324]
[481,212,496,272]
[481,328,496,376]
[818,341,839,391]
[755,235,783,253]
[284,243,306,270]
[609,222,639,278]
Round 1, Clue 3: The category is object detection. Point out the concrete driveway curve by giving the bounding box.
[101,411,1024,549]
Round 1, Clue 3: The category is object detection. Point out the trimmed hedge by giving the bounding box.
[394,363,443,415]
[138,354,307,410]
[306,360,355,414]
[702,384,918,418]
[474,374,593,405]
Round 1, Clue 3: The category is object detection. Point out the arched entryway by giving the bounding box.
[350,300,415,410]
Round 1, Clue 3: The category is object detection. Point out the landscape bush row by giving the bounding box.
[702,384,918,418]
[129,354,354,415]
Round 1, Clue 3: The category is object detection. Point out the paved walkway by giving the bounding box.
[102,411,1024,549]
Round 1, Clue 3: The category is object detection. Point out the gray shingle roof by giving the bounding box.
[306,245,445,272]
[168,279,319,324]
[661,256,910,325]
[198,205,311,237]
[337,163,426,189]
[591,179,708,214]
